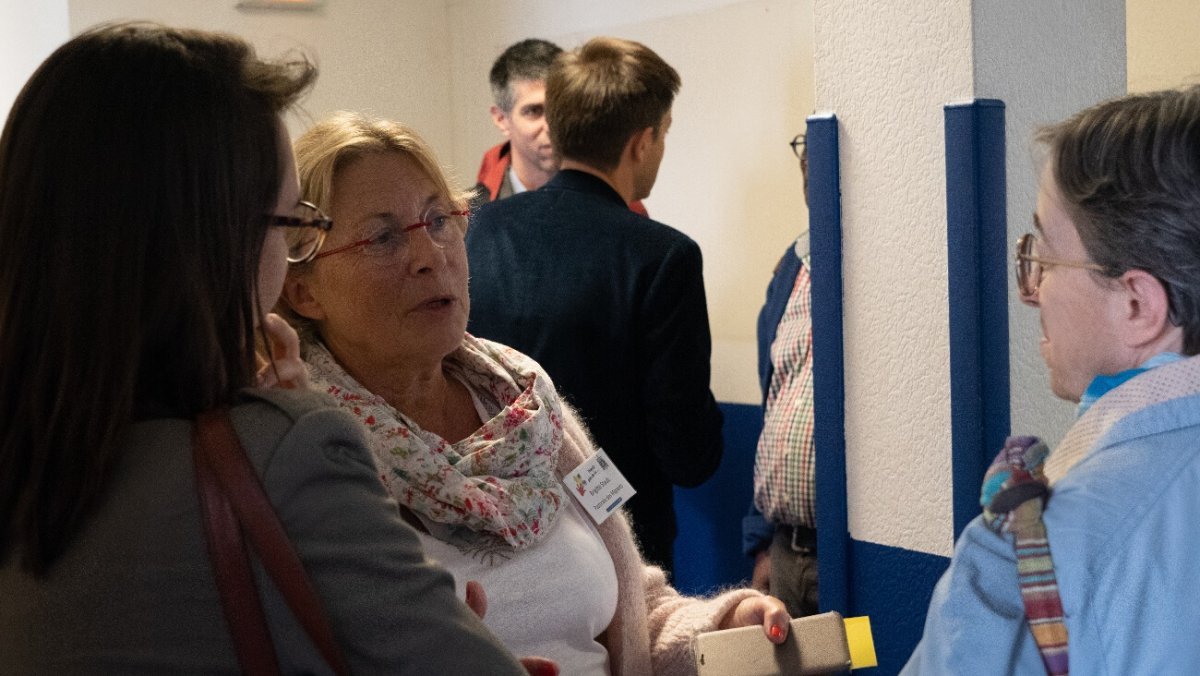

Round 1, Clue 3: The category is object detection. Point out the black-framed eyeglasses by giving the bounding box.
[790,133,806,161]
[266,200,333,264]
[1014,232,1104,298]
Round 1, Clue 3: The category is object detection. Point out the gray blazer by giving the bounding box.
[0,388,524,675]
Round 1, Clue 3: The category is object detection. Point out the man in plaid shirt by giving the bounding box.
[742,135,818,617]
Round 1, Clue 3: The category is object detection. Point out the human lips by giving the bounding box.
[413,294,456,313]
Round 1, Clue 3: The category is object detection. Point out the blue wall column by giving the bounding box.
[944,100,1011,540]
[807,114,850,616]
[807,107,1013,674]
[674,104,1012,673]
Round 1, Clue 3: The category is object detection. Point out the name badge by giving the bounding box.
[562,449,636,525]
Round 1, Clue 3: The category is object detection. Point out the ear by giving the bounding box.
[1116,269,1179,349]
[627,126,655,163]
[281,272,327,322]
[490,105,511,137]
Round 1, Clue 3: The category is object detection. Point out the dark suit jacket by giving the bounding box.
[466,169,724,568]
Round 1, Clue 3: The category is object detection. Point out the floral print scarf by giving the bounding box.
[305,334,565,549]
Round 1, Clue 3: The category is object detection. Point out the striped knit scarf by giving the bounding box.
[981,435,1068,676]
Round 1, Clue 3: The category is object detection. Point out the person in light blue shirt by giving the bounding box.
[905,85,1200,675]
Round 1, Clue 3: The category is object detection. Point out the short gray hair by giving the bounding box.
[1038,84,1200,354]
[489,38,562,112]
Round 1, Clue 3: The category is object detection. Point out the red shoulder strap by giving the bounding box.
[194,407,352,676]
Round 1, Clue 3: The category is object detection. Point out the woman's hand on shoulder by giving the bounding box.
[721,594,791,644]
[257,313,309,390]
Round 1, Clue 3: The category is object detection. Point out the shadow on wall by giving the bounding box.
[672,402,761,595]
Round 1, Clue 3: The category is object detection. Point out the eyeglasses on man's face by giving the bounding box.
[1014,232,1105,299]
[313,206,469,262]
[790,133,808,174]
[266,200,333,264]
[790,133,806,159]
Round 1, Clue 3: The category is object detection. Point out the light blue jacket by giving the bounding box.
[904,356,1200,675]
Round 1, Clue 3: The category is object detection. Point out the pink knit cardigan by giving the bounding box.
[557,404,763,676]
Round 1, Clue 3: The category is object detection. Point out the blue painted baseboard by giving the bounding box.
[848,540,949,675]
[672,402,761,596]
[672,407,951,675]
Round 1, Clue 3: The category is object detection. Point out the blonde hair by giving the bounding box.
[280,112,474,341]
[294,111,472,219]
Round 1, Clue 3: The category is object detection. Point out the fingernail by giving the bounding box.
[769,625,783,640]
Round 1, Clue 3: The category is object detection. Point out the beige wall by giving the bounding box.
[1128,0,1200,92]
[0,0,69,127]
[68,1,459,167]
[64,0,815,405]
[447,0,815,405]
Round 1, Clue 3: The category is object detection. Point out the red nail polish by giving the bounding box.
[770,625,783,639]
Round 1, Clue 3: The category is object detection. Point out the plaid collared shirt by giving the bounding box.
[752,251,815,528]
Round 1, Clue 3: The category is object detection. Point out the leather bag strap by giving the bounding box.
[194,415,282,675]
[195,407,352,676]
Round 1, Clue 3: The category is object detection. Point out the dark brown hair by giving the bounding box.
[0,22,315,574]
[1038,84,1200,354]
[546,36,680,171]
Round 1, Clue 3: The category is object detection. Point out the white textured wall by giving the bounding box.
[446,0,815,405]
[68,1,457,157]
[814,0,1122,556]
[813,0,973,556]
[974,2,1125,450]
[1128,0,1200,92]
[0,0,69,127]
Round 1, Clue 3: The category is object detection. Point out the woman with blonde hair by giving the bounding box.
[279,110,790,676]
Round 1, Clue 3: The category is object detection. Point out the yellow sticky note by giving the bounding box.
[843,615,878,669]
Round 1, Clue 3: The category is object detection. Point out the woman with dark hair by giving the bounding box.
[905,85,1200,674]
[0,23,526,675]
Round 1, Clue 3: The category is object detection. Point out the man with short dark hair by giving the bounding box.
[467,37,723,575]
[475,39,648,215]
[475,39,562,202]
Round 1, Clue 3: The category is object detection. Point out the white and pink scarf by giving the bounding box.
[305,334,565,549]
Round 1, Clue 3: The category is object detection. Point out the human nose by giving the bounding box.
[1020,282,1040,308]
[404,224,446,274]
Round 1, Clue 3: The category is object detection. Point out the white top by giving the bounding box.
[508,165,529,194]
[415,378,619,675]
